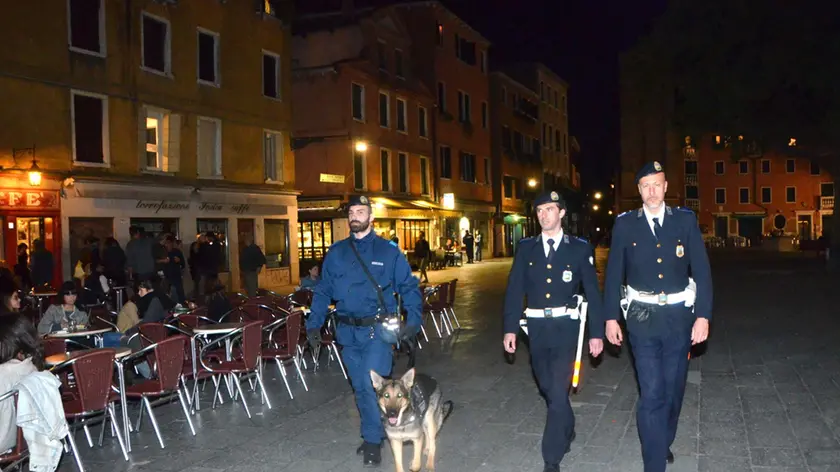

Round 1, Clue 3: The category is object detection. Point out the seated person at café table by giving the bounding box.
[298,263,320,290]
[0,315,42,453]
[0,279,21,316]
[134,277,175,325]
[37,281,89,335]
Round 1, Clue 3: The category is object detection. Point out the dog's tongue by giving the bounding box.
[388,417,398,425]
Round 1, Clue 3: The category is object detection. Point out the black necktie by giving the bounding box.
[653,217,662,240]
[546,238,556,262]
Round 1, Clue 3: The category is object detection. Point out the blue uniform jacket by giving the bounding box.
[603,206,713,322]
[503,233,604,348]
[307,230,422,333]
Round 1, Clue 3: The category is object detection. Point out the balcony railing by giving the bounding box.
[685,174,698,185]
[821,196,835,210]
[685,198,700,211]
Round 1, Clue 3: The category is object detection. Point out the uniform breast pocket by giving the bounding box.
[370,263,389,288]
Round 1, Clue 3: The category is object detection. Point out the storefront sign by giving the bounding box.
[442,193,455,210]
[319,173,345,184]
[0,190,59,210]
[135,200,279,215]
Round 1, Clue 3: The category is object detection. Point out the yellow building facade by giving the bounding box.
[0,0,298,290]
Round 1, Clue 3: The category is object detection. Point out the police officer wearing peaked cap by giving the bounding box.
[603,161,712,472]
[502,190,605,472]
[306,194,423,467]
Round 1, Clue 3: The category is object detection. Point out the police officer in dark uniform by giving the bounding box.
[502,190,605,472]
[306,195,423,467]
[603,161,712,472]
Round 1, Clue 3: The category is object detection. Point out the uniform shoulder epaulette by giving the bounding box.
[569,235,589,245]
[673,206,695,215]
[518,236,535,245]
[388,240,399,248]
[616,210,633,218]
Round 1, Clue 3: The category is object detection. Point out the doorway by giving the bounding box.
[237,219,255,290]
[797,214,813,240]
[3,215,60,289]
[714,216,728,239]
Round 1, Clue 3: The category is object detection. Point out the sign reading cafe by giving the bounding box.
[136,200,252,215]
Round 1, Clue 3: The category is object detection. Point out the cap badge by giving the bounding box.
[360,196,368,204]
[653,161,662,171]
[550,191,559,201]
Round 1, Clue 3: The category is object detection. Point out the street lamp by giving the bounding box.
[355,141,368,152]
[527,178,538,188]
[594,192,603,200]
[608,210,613,215]
[592,204,600,211]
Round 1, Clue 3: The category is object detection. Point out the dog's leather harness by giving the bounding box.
[409,374,437,420]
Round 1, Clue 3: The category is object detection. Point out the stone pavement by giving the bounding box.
[53,251,840,472]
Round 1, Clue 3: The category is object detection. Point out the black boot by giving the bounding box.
[667,449,675,464]
[358,442,381,467]
[543,464,560,472]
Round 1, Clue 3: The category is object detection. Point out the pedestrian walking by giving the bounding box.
[414,231,431,283]
[603,161,712,472]
[502,190,604,472]
[239,236,266,298]
[306,195,422,467]
[463,230,475,263]
[475,231,483,261]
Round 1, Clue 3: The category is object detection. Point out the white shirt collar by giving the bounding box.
[643,204,666,234]
[541,230,563,257]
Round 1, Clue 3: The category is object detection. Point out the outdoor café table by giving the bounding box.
[47,327,113,348]
[190,322,244,408]
[47,346,134,451]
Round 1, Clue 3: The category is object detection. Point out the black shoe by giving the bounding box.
[667,449,675,464]
[565,431,576,454]
[362,442,381,467]
[543,464,560,472]
[356,442,380,455]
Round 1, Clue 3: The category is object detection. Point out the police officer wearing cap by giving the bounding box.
[503,190,604,472]
[604,161,712,471]
[306,195,422,467]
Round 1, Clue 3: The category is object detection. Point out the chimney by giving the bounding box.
[342,0,354,17]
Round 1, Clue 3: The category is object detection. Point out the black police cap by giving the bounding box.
[534,190,565,209]
[346,194,371,209]
[635,160,665,184]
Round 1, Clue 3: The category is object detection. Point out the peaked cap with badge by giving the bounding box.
[635,160,665,184]
[533,190,566,209]
[346,194,371,210]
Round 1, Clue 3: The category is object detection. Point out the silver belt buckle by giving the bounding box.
[657,292,667,306]
[543,308,554,318]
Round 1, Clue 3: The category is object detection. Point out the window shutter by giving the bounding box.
[137,106,147,170]
[274,132,284,182]
[164,113,181,173]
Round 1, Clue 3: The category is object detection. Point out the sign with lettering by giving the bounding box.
[0,190,60,210]
[134,200,285,216]
[319,173,345,184]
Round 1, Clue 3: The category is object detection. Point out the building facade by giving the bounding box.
[619,53,834,245]
[291,6,438,270]
[683,136,834,243]
[394,1,495,256]
[488,72,542,256]
[0,0,298,290]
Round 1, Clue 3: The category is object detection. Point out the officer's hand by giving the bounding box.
[503,333,517,354]
[589,338,604,357]
[691,318,709,345]
[606,320,623,346]
[306,328,322,350]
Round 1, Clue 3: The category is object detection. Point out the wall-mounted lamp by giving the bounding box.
[28,159,41,186]
[527,178,538,188]
[355,141,368,152]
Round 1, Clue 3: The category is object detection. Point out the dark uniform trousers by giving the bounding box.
[627,304,694,472]
[530,318,579,464]
[337,323,394,444]
[604,206,713,472]
[503,233,604,466]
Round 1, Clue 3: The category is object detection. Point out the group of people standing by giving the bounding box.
[504,160,712,472]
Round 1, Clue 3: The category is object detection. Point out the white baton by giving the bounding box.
[572,299,588,389]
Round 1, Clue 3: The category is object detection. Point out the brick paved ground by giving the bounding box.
[53,250,840,472]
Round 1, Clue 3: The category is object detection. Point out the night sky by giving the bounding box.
[440,0,668,193]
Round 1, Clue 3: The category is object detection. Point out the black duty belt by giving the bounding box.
[337,315,378,327]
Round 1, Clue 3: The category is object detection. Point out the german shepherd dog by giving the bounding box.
[370,368,454,472]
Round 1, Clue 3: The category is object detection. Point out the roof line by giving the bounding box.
[489,71,538,98]
[392,1,491,46]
